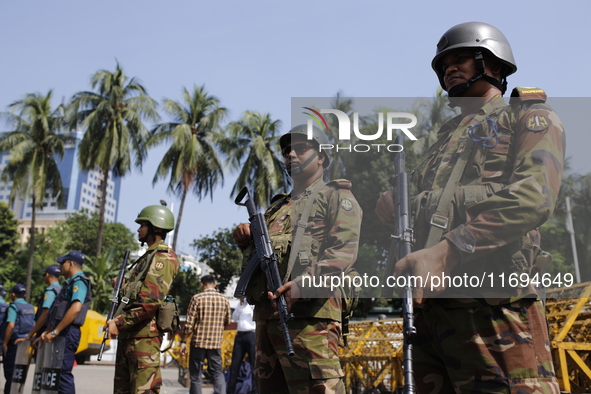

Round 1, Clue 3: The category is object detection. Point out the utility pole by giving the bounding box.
[565,197,581,283]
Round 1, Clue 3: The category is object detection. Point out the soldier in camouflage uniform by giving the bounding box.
[377,22,564,393]
[106,205,179,394]
[233,125,362,394]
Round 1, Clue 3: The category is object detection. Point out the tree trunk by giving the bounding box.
[25,195,36,302]
[172,187,187,252]
[95,167,110,257]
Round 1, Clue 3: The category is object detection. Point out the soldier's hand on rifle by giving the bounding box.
[269,281,301,313]
[105,319,119,338]
[376,190,396,227]
[14,337,28,344]
[394,240,460,304]
[233,223,252,249]
[180,343,187,356]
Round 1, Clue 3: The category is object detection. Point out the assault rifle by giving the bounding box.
[385,135,416,393]
[98,249,130,361]
[234,186,295,357]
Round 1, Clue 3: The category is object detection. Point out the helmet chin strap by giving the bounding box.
[288,151,318,176]
[139,223,167,246]
[447,51,507,107]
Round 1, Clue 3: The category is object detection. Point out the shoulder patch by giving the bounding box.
[73,285,79,293]
[340,198,354,211]
[525,115,550,132]
[154,261,164,271]
[510,87,547,105]
[328,179,352,190]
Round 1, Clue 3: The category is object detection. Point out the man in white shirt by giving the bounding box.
[228,298,256,394]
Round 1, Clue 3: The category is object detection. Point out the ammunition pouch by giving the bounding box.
[157,296,180,333]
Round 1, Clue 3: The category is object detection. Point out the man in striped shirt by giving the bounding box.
[181,275,231,394]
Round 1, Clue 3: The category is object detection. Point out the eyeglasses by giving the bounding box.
[281,143,316,158]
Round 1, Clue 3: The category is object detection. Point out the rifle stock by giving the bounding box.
[235,187,295,357]
[97,249,130,361]
[385,135,416,393]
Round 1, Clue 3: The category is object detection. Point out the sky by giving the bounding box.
[1,1,590,255]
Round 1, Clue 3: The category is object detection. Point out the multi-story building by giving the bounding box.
[0,131,122,244]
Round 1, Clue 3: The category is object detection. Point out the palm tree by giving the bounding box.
[149,85,226,251]
[223,111,288,209]
[0,91,72,301]
[84,248,120,313]
[68,63,158,257]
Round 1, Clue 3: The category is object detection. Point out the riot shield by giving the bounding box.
[39,336,66,394]
[31,341,47,394]
[9,339,32,394]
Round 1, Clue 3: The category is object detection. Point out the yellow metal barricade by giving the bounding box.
[546,281,591,392]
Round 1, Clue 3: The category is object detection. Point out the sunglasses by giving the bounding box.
[281,143,316,158]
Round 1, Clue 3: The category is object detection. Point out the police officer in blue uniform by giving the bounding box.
[16,264,62,346]
[2,284,35,394]
[41,251,92,394]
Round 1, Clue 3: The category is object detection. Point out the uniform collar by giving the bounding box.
[147,240,165,251]
[66,270,84,284]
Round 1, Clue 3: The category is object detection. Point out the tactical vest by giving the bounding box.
[410,87,553,282]
[35,283,61,324]
[248,179,361,324]
[117,244,168,313]
[6,302,35,340]
[48,274,92,329]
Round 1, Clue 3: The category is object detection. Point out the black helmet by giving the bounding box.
[432,22,517,97]
[279,124,331,168]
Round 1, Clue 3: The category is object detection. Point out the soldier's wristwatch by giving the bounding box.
[50,329,58,336]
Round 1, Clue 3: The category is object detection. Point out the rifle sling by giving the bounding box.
[114,248,158,317]
[423,107,499,249]
[283,179,326,282]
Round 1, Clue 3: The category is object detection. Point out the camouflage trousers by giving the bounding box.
[413,298,559,393]
[114,335,163,394]
[255,318,344,394]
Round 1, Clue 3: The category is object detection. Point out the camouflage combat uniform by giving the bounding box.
[113,241,179,394]
[409,89,564,393]
[243,177,362,394]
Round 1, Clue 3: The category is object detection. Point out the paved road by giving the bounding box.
[1,362,214,394]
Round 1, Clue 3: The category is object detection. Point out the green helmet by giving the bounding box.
[279,124,331,168]
[135,205,175,231]
[432,22,517,95]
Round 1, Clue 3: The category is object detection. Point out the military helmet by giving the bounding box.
[432,22,517,91]
[135,205,175,231]
[279,124,331,168]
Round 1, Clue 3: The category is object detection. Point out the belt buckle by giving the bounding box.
[121,297,130,304]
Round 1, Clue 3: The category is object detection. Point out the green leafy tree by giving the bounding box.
[0,91,72,300]
[44,209,137,263]
[68,63,158,257]
[223,111,288,208]
[169,268,201,314]
[540,168,591,282]
[149,85,226,250]
[192,227,242,294]
[84,248,122,314]
[0,201,19,260]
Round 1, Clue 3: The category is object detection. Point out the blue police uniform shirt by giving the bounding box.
[41,283,61,309]
[6,298,27,323]
[66,271,88,303]
[0,297,6,305]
